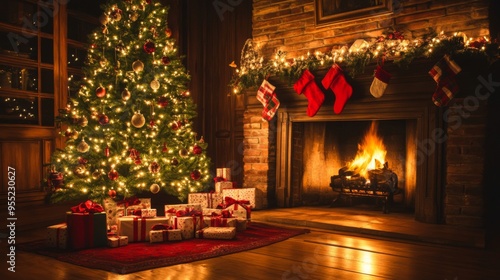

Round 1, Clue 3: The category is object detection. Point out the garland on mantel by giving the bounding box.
[229,30,499,94]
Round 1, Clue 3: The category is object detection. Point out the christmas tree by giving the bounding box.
[48,0,212,203]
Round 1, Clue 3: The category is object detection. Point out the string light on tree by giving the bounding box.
[49,0,212,203]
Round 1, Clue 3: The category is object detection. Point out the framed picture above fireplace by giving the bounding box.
[315,0,393,25]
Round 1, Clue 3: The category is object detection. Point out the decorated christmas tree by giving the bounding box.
[48,0,212,203]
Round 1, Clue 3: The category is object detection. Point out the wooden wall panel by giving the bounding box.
[1,141,42,193]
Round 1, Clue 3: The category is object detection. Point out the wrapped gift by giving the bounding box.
[107,235,128,248]
[141,208,157,218]
[103,198,125,227]
[66,213,107,250]
[222,188,256,209]
[170,215,204,240]
[164,204,202,216]
[219,196,252,220]
[122,197,151,213]
[188,192,222,208]
[203,216,237,228]
[236,218,248,232]
[149,224,183,242]
[216,168,231,181]
[196,227,236,240]
[118,216,169,242]
[46,223,67,249]
[215,181,233,193]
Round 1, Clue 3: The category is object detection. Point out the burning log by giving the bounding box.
[329,162,400,213]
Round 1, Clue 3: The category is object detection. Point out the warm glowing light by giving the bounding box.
[348,121,387,178]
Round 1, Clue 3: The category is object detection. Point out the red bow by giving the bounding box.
[70,200,104,213]
[175,207,202,217]
[223,196,250,208]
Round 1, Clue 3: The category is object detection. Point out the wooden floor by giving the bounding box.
[2,206,500,279]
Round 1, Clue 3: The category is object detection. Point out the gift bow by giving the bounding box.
[70,200,104,213]
[222,196,250,208]
[175,207,202,218]
[116,196,141,208]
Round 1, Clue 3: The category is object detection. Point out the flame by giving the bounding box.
[348,122,387,178]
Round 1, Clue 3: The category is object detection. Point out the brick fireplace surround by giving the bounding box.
[241,0,500,228]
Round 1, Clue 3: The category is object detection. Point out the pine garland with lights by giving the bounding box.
[48,0,212,203]
[230,31,499,93]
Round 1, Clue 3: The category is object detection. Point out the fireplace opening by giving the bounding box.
[291,119,417,212]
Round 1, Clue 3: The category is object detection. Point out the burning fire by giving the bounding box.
[348,121,387,178]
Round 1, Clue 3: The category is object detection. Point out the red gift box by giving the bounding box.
[66,212,107,250]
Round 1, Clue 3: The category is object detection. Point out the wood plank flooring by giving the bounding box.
[2,206,499,279]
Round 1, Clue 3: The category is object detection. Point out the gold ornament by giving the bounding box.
[77,139,90,153]
[150,183,160,194]
[150,79,160,90]
[131,112,146,128]
[121,89,131,101]
[92,170,101,179]
[132,60,144,72]
[74,164,87,177]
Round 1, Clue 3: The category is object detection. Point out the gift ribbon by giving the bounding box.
[132,217,147,242]
[70,200,104,213]
[221,197,251,219]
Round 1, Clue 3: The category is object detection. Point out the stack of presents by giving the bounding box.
[46,168,257,250]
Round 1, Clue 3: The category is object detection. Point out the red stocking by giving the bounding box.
[293,69,324,117]
[321,64,353,114]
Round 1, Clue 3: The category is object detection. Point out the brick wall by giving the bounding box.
[445,98,487,227]
[252,0,489,58]
[243,0,490,226]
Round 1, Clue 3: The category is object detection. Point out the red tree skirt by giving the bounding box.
[20,222,309,274]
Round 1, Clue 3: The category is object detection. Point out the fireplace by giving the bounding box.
[272,62,459,224]
[243,61,490,226]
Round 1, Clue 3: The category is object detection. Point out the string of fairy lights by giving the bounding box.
[49,0,211,202]
[229,31,497,94]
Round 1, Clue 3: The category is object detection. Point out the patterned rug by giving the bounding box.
[19,222,309,274]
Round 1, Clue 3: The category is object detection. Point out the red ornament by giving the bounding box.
[49,171,64,188]
[108,169,119,180]
[96,86,106,98]
[190,170,201,181]
[158,96,169,108]
[161,56,171,65]
[146,0,152,4]
[108,189,117,198]
[143,41,156,54]
[192,144,202,155]
[165,28,172,38]
[171,157,179,166]
[149,119,156,128]
[162,143,168,153]
[104,146,110,157]
[78,157,88,165]
[149,161,160,173]
[98,114,109,125]
[171,121,181,131]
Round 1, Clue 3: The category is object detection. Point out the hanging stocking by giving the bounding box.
[256,80,275,107]
[428,54,462,107]
[256,79,280,121]
[262,92,280,121]
[370,65,391,98]
[293,69,325,117]
[321,64,353,114]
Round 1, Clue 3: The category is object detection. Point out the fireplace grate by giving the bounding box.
[330,163,401,213]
